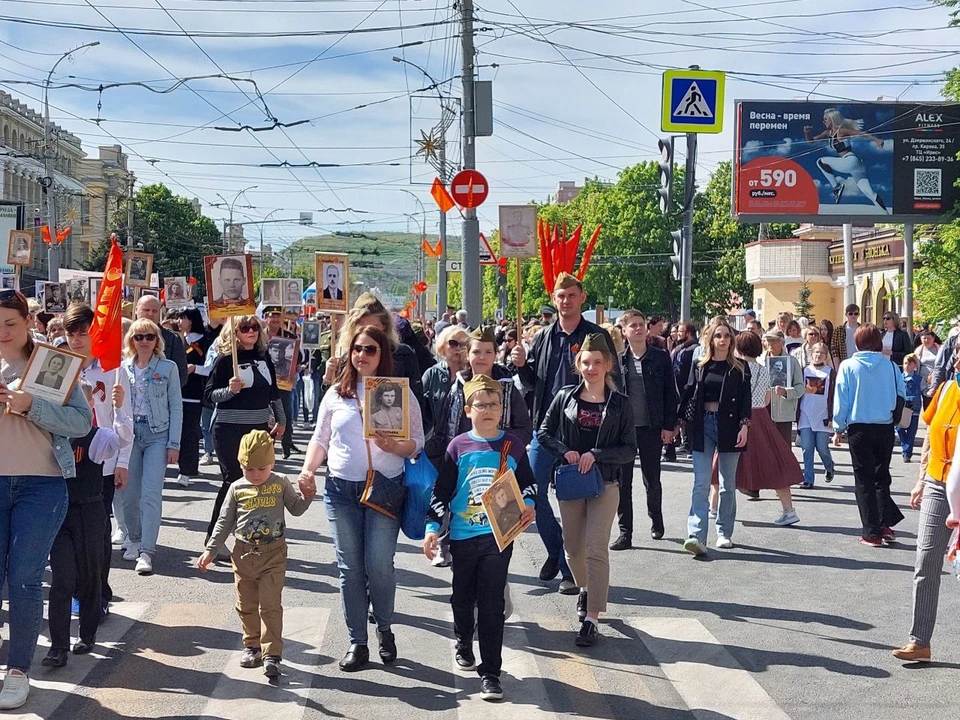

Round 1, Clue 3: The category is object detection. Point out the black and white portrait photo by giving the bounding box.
[315,253,349,314]
[362,376,410,439]
[41,282,67,313]
[283,278,303,306]
[266,335,298,391]
[205,254,256,320]
[19,343,84,406]
[261,278,282,305]
[6,229,33,266]
[301,320,321,348]
[164,276,188,309]
[125,251,153,288]
[498,205,538,258]
[65,279,89,305]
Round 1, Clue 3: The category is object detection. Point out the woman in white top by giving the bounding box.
[299,325,423,673]
[916,330,940,409]
[797,343,836,488]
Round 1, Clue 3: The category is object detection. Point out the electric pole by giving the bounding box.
[127,176,135,248]
[437,141,448,314]
[459,0,481,325]
[681,132,697,321]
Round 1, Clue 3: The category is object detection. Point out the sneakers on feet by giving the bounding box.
[0,669,30,710]
[558,577,578,595]
[455,643,476,671]
[240,647,262,668]
[825,469,835,483]
[774,508,800,527]
[575,620,599,647]
[200,453,214,466]
[881,526,896,543]
[480,675,504,701]
[576,590,588,622]
[177,474,191,488]
[122,543,140,562]
[683,537,707,556]
[716,535,734,550]
[135,552,153,575]
[860,536,884,547]
[892,642,931,662]
[708,509,718,520]
[263,656,281,677]
[111,527,126,545]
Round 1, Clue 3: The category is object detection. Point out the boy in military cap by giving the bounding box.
[199,430,315,678]
[424,375,536,702]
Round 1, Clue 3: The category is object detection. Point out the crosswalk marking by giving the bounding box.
[629,617,792,720]
[12,602,151,720]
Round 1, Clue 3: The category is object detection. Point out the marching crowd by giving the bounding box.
[2,276,960,709]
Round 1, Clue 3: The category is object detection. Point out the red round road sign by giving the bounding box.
[449,169,489,209]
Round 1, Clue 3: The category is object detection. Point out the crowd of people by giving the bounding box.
[1,278,960,709]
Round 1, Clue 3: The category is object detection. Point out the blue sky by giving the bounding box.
[1,0,957,254]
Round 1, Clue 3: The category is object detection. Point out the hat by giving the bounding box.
[540,305,556,315]
[744,309,757,319]
[238,430,276,468]
[463,374,503,404]
[469,325,497,345]
[762,329,785,341]
[580,333,610,354]
[554,272,583,291]
[262,306,283,316]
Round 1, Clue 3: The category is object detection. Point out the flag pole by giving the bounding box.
[230,318,239,378]
[515,259,523,339]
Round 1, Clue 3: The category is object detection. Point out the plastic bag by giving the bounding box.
[401,454,438,541]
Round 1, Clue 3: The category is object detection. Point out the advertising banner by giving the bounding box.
[733,101,960,223]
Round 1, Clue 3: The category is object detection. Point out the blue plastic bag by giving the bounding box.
[401,454,438,541]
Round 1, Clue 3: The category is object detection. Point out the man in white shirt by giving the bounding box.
[64,303,133,617]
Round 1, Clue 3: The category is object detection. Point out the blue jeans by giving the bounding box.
[122,419,169,555]
[528,436,571,579]
[311,372,322,422]
[0,475,68,672]
[201,406,215,455]
[324,476,401,645]
[799,427,834,485]
[689,413,740,544]
[896,410,921,459]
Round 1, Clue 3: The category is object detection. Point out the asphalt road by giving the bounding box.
[7,424,960,720]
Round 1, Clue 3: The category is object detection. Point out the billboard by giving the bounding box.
[733,101,960,223]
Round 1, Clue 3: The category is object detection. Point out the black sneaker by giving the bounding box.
[576,590,588,622]
[455,643,476,671]
[263,656,281,678]
[377,628,397,663]
[575,620,599,647]
[825,469,835,483]
[240,647,262,668]
[480,675,504,702]
[609,533,631,551]
[663,447,676,462]
[538,556,559,581]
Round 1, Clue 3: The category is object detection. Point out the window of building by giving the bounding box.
[861,280,873,326]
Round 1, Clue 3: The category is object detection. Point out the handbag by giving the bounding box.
[358,403,407,520]
[890,363,911,428]
[400,454,438,541]
[554,463,604,501]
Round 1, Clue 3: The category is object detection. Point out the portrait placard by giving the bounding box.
[140,289,159,299]
[498,205,538,258]
[7,229,33,267]
[362,376,410,440]
[767,355,790,390]
[205,254,256,320]
[164,276,189,309]
[315,253,349,314]
[301,320,321,349]
[89,277,103,304]
[266,336,299,392]
[260,278,282,306]
[1,274,18,291]
[38,281,67,313]
[65,279,89,305]
[283,278,303,307]
[125,251,154,288]
[481,468,531,551]
[12,343,84,408]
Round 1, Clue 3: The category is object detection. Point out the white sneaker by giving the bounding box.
[122,544,140,562]
[177,474,191,488]
[683,537,707,556]
[716,536,734,549]
[774,508,800,527]
[112,527,126,545]
[135,553,153,575]
[708,509,718,520]
[200,453,214,466]
[0,669,30,710]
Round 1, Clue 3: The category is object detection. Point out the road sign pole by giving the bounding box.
[681,131,697,321]
[460,0,481,325]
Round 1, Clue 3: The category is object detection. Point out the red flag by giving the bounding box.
[430,178,455,213]
[89,234,125,372]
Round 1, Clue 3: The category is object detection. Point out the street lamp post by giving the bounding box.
[258,209,281,281]
[44,41,99,281]
[400,188,428,317]
[215,185,258,253]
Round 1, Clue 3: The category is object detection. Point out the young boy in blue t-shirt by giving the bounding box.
[424,374,536,702]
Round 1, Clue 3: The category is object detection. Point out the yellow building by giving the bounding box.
[78,145,134,265]
[746,224,908,327]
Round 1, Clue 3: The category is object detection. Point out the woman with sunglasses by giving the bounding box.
[0,290,93,709]
[299,326,424,672]
[204,316,286,543]
[421,325,470,448]
[119,318,183,576]
[881,311,912,368]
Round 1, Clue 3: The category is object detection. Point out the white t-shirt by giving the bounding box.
[845,324,858,357]
[798,364,831,432]
[882,331,894,351]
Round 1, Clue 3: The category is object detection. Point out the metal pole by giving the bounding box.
[680,132,697,321]
[460,0,481,324]
[437,142,448,313]
[843,223,855,307]
[903,223,914,339]
[126,176,134,247]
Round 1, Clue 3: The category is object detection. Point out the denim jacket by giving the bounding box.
[22,382,95,479]
[122,355,184,450]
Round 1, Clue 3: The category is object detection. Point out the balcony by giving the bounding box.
[745,238,834,284]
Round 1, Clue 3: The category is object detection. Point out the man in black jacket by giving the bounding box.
[513,272,621,594]
[135,295,187,387]
[614,310,679,549]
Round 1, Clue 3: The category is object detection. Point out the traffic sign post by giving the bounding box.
[479,232,497,265]
[661,68,725,134]
[445,260,462,273]
[450,169,489,209]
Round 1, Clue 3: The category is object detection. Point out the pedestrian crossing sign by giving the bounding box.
[661,69,725,133]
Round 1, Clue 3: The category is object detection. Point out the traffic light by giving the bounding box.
[670,229,683,280]
[658,137,674,216]
[497,257,508,288]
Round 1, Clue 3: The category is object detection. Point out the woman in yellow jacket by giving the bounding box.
[892,346,960,664]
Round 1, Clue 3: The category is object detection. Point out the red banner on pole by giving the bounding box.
[89,234,125,372]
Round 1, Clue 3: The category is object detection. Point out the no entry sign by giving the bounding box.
[450,169,489,209]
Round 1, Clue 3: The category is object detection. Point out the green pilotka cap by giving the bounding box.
[463,374,503,404]
[469,325,497,345]
[580,333,607,353]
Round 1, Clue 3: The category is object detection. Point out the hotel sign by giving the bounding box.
[828,239,904,272]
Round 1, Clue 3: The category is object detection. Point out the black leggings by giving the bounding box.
[179,402,203,477]
[49,501,106,649]
[207,422,268,539]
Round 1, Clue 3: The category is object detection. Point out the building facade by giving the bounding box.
[77,145,134,265]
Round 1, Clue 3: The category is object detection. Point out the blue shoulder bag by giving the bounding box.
[554,463,604,501]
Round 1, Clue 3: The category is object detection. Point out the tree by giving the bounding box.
[85,184,222,297]
[794,280,814,320]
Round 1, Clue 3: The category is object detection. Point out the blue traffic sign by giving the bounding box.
[662,69,726,134]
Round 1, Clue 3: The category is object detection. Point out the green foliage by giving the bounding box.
[85,184,221,297]
[794,280,814,320]
[916,224,960,320]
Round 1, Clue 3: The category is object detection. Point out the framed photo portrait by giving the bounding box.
[7,229,33,267]
[301,320,321,348]
[65,278,89,306]
[205,253,256,320]
[283,278,303,307]
[164,276,189,309]
[362,376,410,440]
[266,335,299,392]
[498,204,538,258]
[767,355,790,390]
[304,289,316,307]
[481,469,531,551]
[125,251,154,289]
[13,343,84,407]
[315,253,349,314]
[260,278,282,306]
[39,281,67,313]
[0,274,18,291]
[140,289,160,299]
[88,277,103,304]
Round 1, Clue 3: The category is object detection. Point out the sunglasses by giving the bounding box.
[847,311,859,316]
[133,333,157,342]
[237,325,259,334]
[448,339,463,349]
[351,344,379,357]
